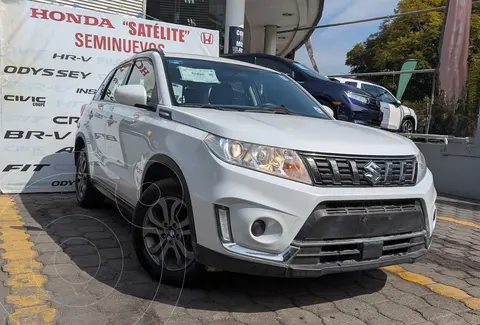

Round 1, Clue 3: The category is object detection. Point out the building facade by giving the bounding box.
[34,0,324,57]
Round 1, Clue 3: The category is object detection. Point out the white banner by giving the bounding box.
[0,0,219,193]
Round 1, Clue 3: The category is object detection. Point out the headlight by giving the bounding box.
[204,134,312,184]
[345,91,368,104]
[416,151,427,183]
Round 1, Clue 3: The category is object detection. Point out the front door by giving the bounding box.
[106,58,160,205]
[361,83,401,130]
[96,61,134,191]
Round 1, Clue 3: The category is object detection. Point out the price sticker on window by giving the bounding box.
[179,67,219,83]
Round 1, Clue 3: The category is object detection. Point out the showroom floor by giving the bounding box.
[0,194,479,325]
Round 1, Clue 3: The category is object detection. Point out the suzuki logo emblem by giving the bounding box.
[200,32,213,44]
[364,160,382,185]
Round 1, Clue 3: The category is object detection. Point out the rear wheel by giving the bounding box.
[132,178,204,286]
[75,148,105,208]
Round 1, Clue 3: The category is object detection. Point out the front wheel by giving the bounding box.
[132,178,204,287]
[400,119,415,133]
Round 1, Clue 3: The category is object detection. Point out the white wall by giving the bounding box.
[417,142,480,200]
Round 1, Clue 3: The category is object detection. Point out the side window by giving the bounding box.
[255,57,293,76]
[127,59,158,106]
[172,83,184,104]
[361,84,382,97]
[361,84,396,104]
[380,90,398,104]
[94,69,115,101]
[346,81,358,87]
[102,61,133,102]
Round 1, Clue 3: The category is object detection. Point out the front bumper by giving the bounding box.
[183,144,437,276]
[337,102,383,127]
[195,240,430,278]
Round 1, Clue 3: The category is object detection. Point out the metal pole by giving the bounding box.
[426,73,436,134]
[278,0,480,34]
[475,81,480,142]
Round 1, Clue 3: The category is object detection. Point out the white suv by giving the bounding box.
[75,49,436,285]
[333,77,417,133]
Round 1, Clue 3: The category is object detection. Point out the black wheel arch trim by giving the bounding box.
[140,154,198,247]
[74,132,87,165]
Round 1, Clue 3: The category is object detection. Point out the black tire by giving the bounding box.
[75,148,105,208]
[400,119,415,133]
[132,178,204,287]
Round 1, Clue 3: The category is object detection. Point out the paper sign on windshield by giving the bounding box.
[179,67,219,83]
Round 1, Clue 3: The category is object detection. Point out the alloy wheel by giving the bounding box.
[402,120,414,133]
[142,197,194,271]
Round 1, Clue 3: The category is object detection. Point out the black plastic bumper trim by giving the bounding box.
[194,244,428,278]
[295,200,425,241]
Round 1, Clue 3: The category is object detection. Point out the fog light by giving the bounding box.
[251,220,266,237]
[215,205,232,242]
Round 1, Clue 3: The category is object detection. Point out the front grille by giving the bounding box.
[366,98,381,110]
[294,199,425,241]
[324,200,418,215]
[291,232,426,265]
[301,154,417,187]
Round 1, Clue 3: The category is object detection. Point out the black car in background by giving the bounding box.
[223,53,383,127]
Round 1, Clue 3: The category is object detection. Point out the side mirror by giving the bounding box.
[320,105,335,119]
[115,85,147,107]
[396,99,402,106]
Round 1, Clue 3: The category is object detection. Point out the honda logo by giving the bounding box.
[200,32,213,44]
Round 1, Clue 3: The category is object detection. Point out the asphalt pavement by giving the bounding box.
[0,193,479,325]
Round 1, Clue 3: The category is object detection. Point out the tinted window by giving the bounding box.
[94,69,115,101]
[127,59,158,106]
[255,57,293,75]
[346,81,358,87]
[103,61,133,102]
[165,57,330,120]
[361,84,397,104]
[292,61,330,81]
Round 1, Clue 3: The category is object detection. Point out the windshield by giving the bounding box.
[165,57,330,119]
[292,61,330,81]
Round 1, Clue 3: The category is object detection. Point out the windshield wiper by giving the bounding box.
[180,104,229,110]
[242,106,299,115]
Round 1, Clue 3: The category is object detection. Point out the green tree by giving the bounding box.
[345,0,480,135]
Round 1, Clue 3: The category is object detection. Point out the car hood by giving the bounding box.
[172,107,419,156]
